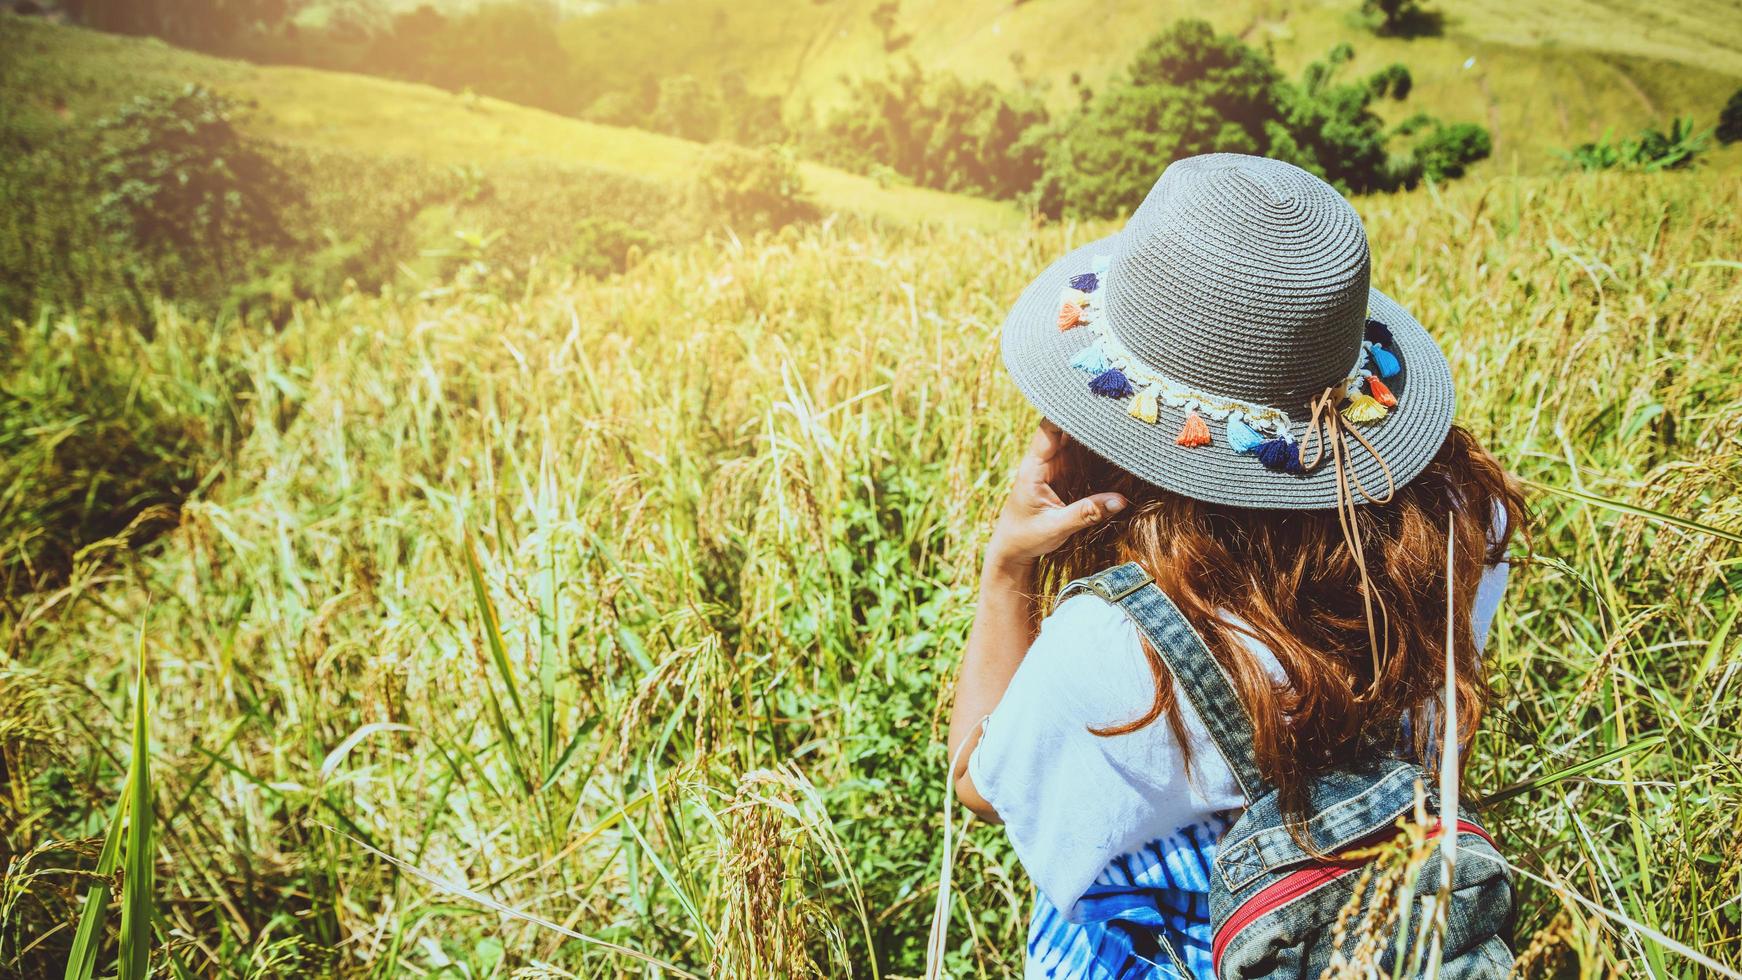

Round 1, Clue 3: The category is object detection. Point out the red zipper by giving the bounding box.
[1211,819,1494,967]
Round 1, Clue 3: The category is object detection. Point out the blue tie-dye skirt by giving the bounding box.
[1024,817,1229,979]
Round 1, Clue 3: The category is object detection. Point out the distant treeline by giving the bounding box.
[810,22,1494,218]
[49,2,1496,213]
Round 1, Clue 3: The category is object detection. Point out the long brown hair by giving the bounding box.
[1038,425,1528,820]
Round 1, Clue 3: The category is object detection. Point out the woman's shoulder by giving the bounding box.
[1025,593,1153,705]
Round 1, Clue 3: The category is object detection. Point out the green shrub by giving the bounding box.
[93,84,293,307]
[93,84,285,256]
[559,217,660,279]
[810,61,1049,200]
[1563,118,1713,172]
[1408,120,1493,182]
[693,142,816,232]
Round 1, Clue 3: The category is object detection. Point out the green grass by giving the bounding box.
[2,167,1739,976]
[560,0,1742,174]
[0,17,1015,231]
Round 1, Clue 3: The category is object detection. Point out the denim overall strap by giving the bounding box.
[1063,562,1271,802]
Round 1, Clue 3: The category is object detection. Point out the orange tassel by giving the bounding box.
[1368,376,1397,408]
[1176,410,1211,447]
[1057,302,1083,331]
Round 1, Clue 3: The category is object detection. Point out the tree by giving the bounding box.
[812,61,1049,200]
[1029,22,1281,218]
[375,1,587,117]
[651,75,726,142]
[870,0,911,53]
[1718,88,1742,145]
[1030,21,1459,219]
[1359,0,1443,37]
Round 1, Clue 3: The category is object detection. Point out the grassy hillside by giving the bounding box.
[560,0,1742,173]
[4,168,1740,975]
[0,17,1015,230]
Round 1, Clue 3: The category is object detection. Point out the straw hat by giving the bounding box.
[1001,153,1453,510]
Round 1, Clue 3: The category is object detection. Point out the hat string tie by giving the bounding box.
[1299,386,1397,692]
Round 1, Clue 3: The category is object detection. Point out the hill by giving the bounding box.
[559,0,1742,174]
[5,167,1740,975]
[0,16,1016,231]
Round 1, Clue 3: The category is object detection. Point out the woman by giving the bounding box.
[946,155,1525,978]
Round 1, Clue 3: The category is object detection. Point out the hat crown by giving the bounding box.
[1104,154,1371,408]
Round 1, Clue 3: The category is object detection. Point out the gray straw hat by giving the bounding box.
[1001,153,1454,511]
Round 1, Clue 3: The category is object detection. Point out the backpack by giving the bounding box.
[1067,562,1514,979]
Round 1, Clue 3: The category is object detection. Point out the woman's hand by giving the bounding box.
[948,420,1127,821]
[984,421,1129,571]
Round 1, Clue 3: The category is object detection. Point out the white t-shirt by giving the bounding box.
[967,561,1511,923]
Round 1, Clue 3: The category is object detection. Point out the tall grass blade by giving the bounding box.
[462,536,533,792]
[1526,480,1742,544]
[117,628,154,980]
[61,772,129,980]
[1474,735,1669,808]
[463,535,527,716]
[1684,600,1740,708]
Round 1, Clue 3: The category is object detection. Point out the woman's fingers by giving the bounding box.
[1029,492,1127,554]
[987,423,1124,566]
[1062,492,1127,531]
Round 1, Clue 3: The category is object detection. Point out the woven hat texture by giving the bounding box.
[1000,153,1454,510]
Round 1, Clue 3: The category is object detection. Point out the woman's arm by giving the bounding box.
[947,422,1126,822]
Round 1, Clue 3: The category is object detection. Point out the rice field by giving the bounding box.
[3,169,1742,977]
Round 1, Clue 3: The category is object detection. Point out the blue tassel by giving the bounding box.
[1370,345,1401,378]
[1069,272,1099,292]
[1227,416,1266,453]
[1365,319,1395,347]
[1256,438,1300,473]
[1069,343,1109,375]
[1088,368,1134,399]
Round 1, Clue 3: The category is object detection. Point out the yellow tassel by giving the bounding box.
[1342,392,1388,423]
[1128,386,1159,423]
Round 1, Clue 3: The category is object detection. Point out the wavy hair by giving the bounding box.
[1037,425,1528,822]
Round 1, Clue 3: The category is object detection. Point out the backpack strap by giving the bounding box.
[1062,561,1271,803]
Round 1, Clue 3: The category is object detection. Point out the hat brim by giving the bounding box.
[1000,236,1455,511]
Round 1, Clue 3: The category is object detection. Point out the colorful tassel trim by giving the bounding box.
[1255,439,1300,473]
[1367,376,1397,408]
[1058,302,1084,331]
[1128,386,1160,423]
[1342,392,1389,423]
[1175,410,1211,447]
[1368,345,1400,378]
[1089,368,1135,399]
[1070,343,1109,375]
[1060,258,1404,479]
[1226,416,1266,453]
